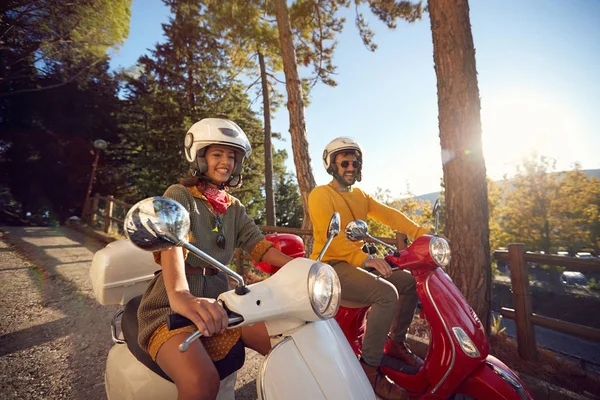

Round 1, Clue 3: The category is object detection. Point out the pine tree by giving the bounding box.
[112,1,290,222]
[428,0,491,331]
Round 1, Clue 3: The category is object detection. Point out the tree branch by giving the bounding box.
[266,72,285,84]
[0,57,104,97]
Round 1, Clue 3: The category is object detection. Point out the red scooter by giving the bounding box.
[335,200,532,399]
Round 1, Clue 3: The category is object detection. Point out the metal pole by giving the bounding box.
[82,149,101,219]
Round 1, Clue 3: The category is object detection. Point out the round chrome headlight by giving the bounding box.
[307,263,341,319]
[429,237,451,267]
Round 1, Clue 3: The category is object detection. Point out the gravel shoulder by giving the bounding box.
[0,226,262,400]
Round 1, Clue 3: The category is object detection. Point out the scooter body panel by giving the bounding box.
[105,343,177,400]
[105,343,236,400]
[455,355,533,400]
[259,319,375,400]
[401,269,489,397]
[336,266,497,399]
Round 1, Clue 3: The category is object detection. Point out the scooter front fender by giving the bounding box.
[258,319,375,400]
[455,355,533,400]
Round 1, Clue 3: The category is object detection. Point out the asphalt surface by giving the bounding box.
[0,225,261,400]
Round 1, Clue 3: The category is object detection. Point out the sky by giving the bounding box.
[109,0,600,197]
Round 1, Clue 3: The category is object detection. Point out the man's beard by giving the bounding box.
[337,172,356,187]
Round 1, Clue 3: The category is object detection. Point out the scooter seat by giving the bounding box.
[121,295,245,381]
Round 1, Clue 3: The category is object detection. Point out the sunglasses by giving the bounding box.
[214,216,226,249]
[337,160,360,169]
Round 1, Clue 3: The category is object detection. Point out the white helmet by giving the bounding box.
[322,137,363,181]
[184,118,252,186]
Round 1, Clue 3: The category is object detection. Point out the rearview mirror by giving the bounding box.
[124,197,248,294]
[327,212,341,239]
[124,197,190,251]
[316,212,341,262]
[345,220,369,241]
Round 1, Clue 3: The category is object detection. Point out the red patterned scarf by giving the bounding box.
[197,183,229,215]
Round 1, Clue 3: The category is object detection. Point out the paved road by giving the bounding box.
[493,311,600,373]
[0,225,261,400]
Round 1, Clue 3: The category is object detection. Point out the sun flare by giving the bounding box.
[481,90,584,178]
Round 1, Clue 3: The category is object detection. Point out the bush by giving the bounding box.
[587,278,600,292]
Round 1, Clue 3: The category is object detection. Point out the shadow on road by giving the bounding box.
[1,226,117,400]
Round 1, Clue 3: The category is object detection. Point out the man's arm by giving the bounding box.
[366,194,429,239]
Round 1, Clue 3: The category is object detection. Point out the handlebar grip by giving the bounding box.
[167,313,194,331]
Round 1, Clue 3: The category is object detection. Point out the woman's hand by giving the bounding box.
[364,257,393,278]
[169,291,228,337]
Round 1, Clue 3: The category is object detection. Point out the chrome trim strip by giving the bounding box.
[111,309,125,344]
[426,273,456,394]
[489,363,528,399]
[258,336,293,400]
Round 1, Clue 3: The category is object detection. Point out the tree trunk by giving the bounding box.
[273,0,316,231]
[258,51,276,226]
[428,0,492,333]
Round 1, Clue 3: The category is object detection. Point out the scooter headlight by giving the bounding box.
[429,237,451,267]
[307,263,341,319]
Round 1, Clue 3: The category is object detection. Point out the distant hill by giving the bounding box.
[413,169,600,202]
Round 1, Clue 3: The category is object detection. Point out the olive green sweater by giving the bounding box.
[137,184,265,350]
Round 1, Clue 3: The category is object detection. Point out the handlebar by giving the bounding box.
[363,258,400,276]
[168,311,245,353]
[167,311,244,331]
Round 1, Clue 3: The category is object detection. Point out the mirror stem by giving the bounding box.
[317,235,335,262]
[368,235,396,251]
[181,242,249,294]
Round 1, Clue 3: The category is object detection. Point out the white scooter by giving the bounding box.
[90,196,375,400]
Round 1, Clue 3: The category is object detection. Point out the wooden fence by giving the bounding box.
[493,245,600,361]
[82,194,404,267]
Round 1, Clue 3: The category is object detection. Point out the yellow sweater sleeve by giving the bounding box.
[365,191,429,239]
[308,186,370,266]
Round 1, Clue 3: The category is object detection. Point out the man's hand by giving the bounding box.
[169,291,228,337]
[364,257,393,278]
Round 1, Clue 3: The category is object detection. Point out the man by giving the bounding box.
[308,137,429,400]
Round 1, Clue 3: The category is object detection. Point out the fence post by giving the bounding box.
[91,194,100,224]
[104,195,114,234]
[508,243,538,361]
[395,232,407,250]
[234,248,243,275]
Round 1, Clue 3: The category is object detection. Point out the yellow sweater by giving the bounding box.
[308,184,429,266]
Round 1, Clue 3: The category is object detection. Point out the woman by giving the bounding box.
[137,118,293,400]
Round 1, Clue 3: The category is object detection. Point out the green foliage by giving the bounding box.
[367,187,434,239]
[492,314,506,335]
[1,57,121,221]
[273,172,304,227]
[588,278,600,292]
[0,0,132,220]
[497,155,600,254]
[352,0,423,51]
[488,178,509,252]
[110,0,291,223]
[1,0,131,94]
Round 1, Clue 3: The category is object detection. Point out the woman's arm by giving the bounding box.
[161,246,228,336]
[260,247,294,268]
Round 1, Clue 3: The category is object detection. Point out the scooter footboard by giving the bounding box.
[454,355,532,400]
